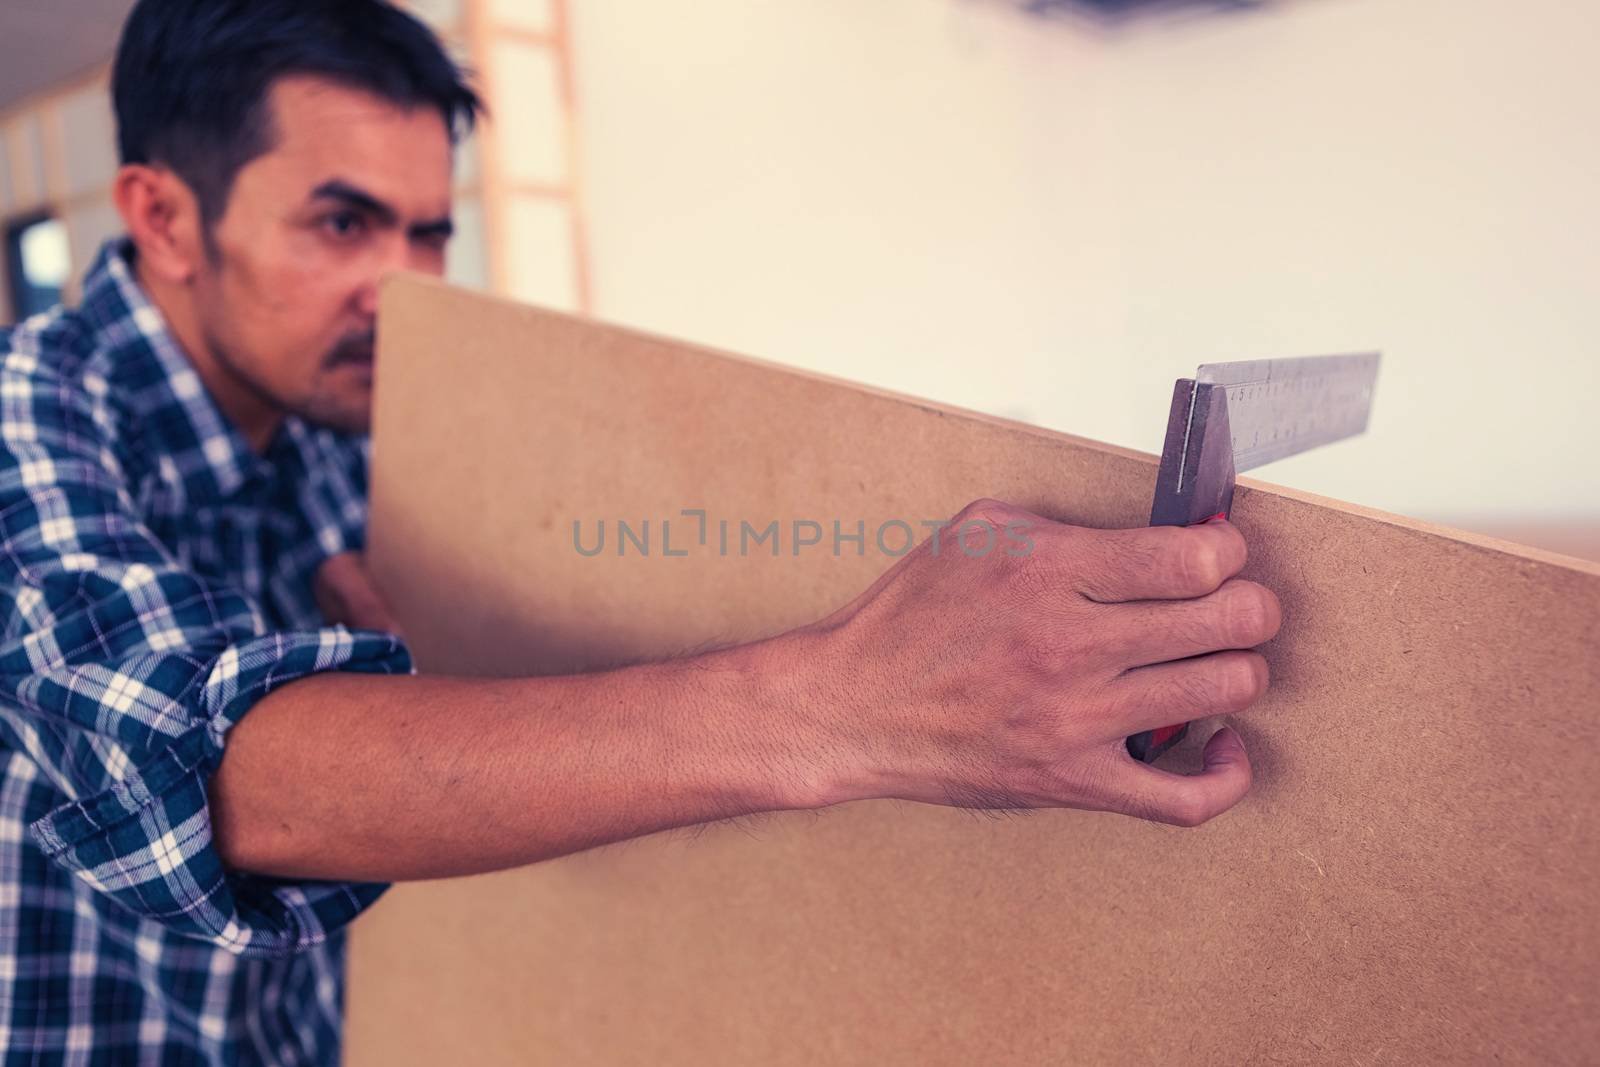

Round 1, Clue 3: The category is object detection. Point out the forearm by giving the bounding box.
[223,506,1281,878]
[209,632,846,882]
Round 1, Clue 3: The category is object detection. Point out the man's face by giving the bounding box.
[190,75,455,435]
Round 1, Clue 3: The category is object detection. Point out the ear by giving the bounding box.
[112,164,206,285]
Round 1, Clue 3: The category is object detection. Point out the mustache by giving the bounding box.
[325,331,376,367]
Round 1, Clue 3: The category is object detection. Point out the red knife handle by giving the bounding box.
[1126,721,1191,763]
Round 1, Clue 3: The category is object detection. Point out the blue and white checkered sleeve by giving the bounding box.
[0,357,413,959]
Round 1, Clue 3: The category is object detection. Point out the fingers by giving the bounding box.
[1100,650,1269,737]
[1070,521,1248,603]
[1103,579,1281,670]
[313,551,407,636]
[1110,726,1254,827]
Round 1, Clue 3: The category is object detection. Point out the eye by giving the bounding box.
[323,210,367,240]
[414,230,451,253]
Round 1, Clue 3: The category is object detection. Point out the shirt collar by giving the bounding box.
[79,238,277,502]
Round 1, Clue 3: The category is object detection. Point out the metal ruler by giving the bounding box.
[1130,351,1381,761]
[1149,352,1381,528]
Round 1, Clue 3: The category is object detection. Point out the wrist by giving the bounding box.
[743,623,902,811]
[698,626,880,812]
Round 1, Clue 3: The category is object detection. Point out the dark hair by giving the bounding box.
[113,0,482,230]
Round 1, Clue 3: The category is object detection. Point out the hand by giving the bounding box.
[806,499,1280,826]
[312,550,406,637]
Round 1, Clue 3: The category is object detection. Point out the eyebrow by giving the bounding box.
[309,179,454,240]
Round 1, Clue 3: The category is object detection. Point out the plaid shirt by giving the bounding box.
[0,240,413,1065]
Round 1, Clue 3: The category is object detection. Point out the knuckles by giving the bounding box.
[1167,524,1248,597]
[1171,580,1282,653]
[1120,651,1269,722]
[1172,668,1224,712]
[1118,780,1223,828]
[1218,580,1282,646]
[1175,653,1269,713]
[1158,790,1215,829]
[1093,525,1242,601]
[952,497,1019,533]
[1216,653,1270,710]
[1175,535,1230,595]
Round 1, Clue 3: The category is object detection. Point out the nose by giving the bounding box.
[355,236,417,318]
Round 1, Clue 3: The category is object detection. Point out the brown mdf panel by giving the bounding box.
[347,274,1600,1067]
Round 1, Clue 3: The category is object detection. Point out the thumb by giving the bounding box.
[1202,725,1249,773]
[1115,726,1253,827]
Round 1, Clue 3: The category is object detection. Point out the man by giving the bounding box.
[0,0,1280,1062]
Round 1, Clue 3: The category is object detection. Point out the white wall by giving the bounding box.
[569,0,1600,521]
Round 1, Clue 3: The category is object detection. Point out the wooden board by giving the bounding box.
[347,274,1600,1067]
